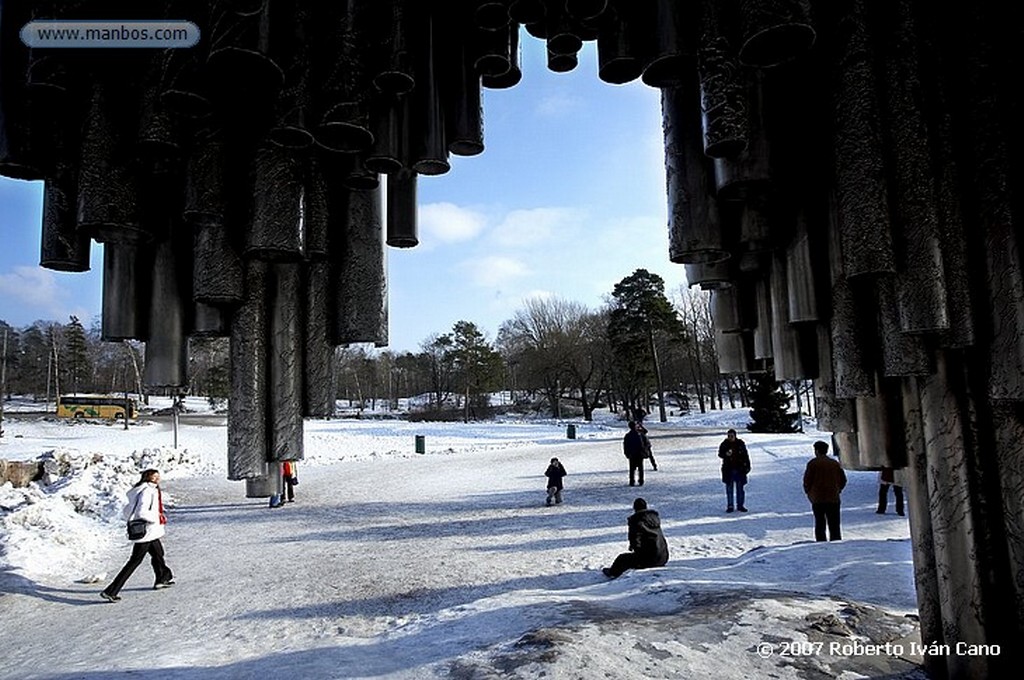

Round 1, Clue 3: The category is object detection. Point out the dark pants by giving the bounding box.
[877,484,904,515]
[606,550,668,578]
[284,476,295,502]
[811,502,842,541]
[104,539,173,596]
[628,457,645,486]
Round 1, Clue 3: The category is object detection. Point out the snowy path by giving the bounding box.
[1,425,925,679]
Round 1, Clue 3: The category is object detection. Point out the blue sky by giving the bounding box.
[0,39,679,352]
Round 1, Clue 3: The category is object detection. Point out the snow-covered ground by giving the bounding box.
[0,404,926,679]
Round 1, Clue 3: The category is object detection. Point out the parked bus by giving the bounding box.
[57,395,137,420]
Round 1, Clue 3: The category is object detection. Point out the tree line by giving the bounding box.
[2,269,802,422]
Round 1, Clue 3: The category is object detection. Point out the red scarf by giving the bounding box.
[158,486,167,524]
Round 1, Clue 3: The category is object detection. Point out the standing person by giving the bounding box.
[602,498,670,578]
[101,469,174,602]
[803,440,848,541]
[623,421,647,487]
[637,421,658,471]
[282,460,298,503]
[876,466,904,516]
[544,457,567,506]
[632,405,648,424]
[718,429,751,512]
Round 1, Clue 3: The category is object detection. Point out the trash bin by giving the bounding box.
[415,435,426,454]
[566,424,576,439]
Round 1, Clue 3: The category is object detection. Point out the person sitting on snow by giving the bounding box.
[602,497,669,578]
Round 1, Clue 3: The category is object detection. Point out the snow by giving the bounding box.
[0,405,926,679]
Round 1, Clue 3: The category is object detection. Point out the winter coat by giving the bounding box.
[803,455,847,504]
[123,482,165,543]
[627,509,670,567]
[545,462,567,490]
[637,424,653,458]
[623,430,646,461]
[718,438,751,484]
[878,467,900,486]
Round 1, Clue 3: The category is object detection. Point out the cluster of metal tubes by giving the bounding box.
[3,2,1024,675]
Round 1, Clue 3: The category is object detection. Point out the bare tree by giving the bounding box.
[498,297,611,420]
[673,284,719,413]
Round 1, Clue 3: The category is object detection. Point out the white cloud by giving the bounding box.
[0,266,70,320]
[461,256,531,288]
[419,202,487,243]
[491,207,584,247]
[522,289,555,302]
[535,92,584,117]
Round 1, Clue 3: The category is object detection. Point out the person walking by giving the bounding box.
[602,498,670,578]
[876,466,904,516]
[101,469,174,602]
[718,428,750,512]
[803,440,848,541]
[544,457,567,506]
[623,421,647,486]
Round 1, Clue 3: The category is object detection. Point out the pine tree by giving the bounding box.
[746,371,799,433]
[64,316,92,395]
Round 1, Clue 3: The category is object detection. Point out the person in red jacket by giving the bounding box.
[282,460,297,503]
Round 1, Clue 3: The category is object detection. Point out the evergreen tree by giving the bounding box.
[449,320,504,421]
[607,269,684,422]
[64,316,91,394]
[746,371,800,433]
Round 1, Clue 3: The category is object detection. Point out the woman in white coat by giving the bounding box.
[101,469,175,602]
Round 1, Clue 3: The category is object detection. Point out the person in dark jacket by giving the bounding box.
[544,457,567,506]
[602,498,670,578]
[637,421,658,471]
[803,440,848,541]
[623,421,647,486]
[876,466,904,515]
[718,429,751,512]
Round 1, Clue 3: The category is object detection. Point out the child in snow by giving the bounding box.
[545,457,567,506]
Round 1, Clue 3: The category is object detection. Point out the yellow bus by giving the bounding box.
[57,395,137,420]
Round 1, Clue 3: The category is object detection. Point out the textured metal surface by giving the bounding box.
[101,242,146,342]
[332,186,387,345]
[663,80,728,265]
[5,3,1024,666]
[481,23,522,89]
[228,259,268,481]
[737,0,815,68]
[40,157,91,273]
[698,0,748,160]
[247,144,305,261]
[77,84,146,244]
[142,236,189,387]
[830,0,896,278]
[448,34,485,157]
[269,263,304,462]
[192,301,229,338]
[303,262,336,418]
[597,1,642,85]
[193,222,243,306]
[641,0,689,87]
[386,169,418,248]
